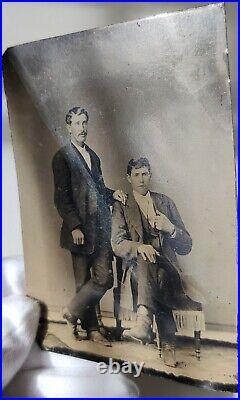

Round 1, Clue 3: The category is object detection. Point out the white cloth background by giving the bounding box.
[2,256,139,398]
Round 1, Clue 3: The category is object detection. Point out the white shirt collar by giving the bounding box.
[133,190,157,226]
[71,140,91,169]
[133,190,151,201]
[71,140,86,152]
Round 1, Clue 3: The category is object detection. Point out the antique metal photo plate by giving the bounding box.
[3,3,237,392]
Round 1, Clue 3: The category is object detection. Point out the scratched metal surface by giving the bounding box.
[4,4,237,328]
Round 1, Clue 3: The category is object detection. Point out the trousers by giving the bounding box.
[131,254,177,343]
[68,244,113,332]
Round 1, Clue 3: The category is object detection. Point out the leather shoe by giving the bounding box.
[88,330,112,347]
[62,308,83,340]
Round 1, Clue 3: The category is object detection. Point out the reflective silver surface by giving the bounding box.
[3,3,237,389]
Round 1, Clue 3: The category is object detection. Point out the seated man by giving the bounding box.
[111,157,201,366]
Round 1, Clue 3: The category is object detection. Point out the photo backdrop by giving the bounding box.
[4,4,237,328]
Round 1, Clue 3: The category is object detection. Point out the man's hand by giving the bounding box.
[72,229,84,245]
[137,244,159,263]
[113,190,127,205]
[152,213,175,235]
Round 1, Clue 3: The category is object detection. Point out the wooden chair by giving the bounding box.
[113,257,205,359]
[172,309,205,360]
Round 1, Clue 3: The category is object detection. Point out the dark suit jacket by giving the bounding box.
[112,192,203,312]
[52,142,114,254]
[111,191,192,272]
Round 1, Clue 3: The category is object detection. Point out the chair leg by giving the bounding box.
[95,303,103,327]
[156,329,162,358]
[194,330,201,360]
[114,319,123,341]
[116,319,121,329]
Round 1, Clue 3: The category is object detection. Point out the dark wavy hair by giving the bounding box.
[127,157,151,176]
[65,107,89,125]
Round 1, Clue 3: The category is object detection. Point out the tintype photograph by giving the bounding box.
[3,3,237,392]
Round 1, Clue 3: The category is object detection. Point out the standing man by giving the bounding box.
[52,106,126,344]
[111,157,202,365]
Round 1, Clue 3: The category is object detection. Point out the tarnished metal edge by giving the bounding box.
[3,3,224,53]
[41,345,238,394]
